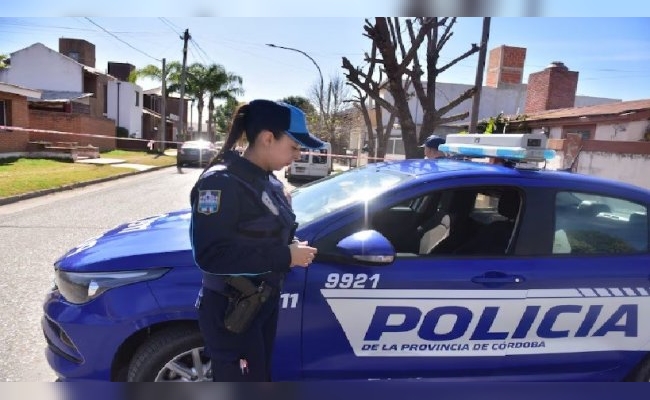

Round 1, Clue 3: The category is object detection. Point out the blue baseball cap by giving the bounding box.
[419,134,445,150]
[246,99,325,149]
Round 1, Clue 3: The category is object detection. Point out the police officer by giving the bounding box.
[420,134,446,159]
[189,99,321,381]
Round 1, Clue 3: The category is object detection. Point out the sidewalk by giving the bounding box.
[75,157,157,172]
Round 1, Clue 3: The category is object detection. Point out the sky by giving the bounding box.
[1,16,649,128]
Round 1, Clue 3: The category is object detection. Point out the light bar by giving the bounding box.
[439,133,556,162]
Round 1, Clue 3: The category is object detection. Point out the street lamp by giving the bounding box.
[266,43,325,137]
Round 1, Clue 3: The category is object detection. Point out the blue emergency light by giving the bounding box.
[439,133,556,162]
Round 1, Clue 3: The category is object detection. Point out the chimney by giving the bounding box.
[108,62,136,82]
[58,38,96,68]
[485,45,526,88]
[525,61,579,114]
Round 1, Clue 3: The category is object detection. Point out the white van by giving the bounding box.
[285,142,332,182]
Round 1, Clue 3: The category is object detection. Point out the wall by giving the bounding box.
[547,136,650,189]
[0,92,30,128]
[106,81,143,137]
[0,129,30,153]
[0,44,83,92]
[28,110,116,151]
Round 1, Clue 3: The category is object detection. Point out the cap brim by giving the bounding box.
[286,131,326,149]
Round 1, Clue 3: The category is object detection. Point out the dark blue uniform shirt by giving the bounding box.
[189,151,296,284]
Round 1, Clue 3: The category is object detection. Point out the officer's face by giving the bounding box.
[268,132,302,170]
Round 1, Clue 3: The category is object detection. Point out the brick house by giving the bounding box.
[370,45,621,158]
[0,82,41,156]
[0,39,144,152]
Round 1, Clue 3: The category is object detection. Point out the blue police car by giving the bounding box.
[42,134,650,381]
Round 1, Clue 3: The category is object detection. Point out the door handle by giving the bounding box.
[471,271,525,285]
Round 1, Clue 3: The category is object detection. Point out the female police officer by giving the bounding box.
[189,99,320,381]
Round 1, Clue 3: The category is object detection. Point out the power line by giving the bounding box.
[158,17,182,36]
[190,38,215,65]
[83,17,161,62]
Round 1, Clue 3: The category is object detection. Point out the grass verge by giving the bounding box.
[0,151,176,199]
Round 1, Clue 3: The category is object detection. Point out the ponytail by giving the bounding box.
[203,103,249,171]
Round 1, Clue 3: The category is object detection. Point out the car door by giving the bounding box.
[301,179,532,380]
[494,184,650,381]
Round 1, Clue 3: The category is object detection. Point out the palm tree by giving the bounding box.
[129,61,183,95]
[178,63,209,139]
[204,64,244,141]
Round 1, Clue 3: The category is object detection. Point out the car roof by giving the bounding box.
[182,140,213,147]
[371,158,650,198]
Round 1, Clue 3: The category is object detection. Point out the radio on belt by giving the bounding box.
[439,133,556,162]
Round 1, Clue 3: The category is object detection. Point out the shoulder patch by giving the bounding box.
[197,190,221,215]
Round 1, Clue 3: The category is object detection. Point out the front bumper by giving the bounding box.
[41,284,162,381]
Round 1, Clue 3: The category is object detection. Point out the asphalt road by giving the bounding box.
[0,166,208,382]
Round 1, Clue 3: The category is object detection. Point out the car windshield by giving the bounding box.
[291,167,413,226]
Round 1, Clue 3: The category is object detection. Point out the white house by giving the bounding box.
[0,41,145,137]
[106,80,143,138]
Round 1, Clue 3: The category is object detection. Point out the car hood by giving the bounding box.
[55,209,194,272]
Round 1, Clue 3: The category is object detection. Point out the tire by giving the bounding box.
[127,327,211,382]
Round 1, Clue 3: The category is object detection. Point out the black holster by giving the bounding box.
[223,276,273,334]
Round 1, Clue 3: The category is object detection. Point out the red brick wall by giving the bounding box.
[486,45,526,88]
[28,110,116,151]
[0,92,30,128]
[0,129,30,153]
[525,62,578,114]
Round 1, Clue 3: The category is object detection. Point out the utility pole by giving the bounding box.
[469,17,491,134]
[178,29,191,142]
[159,58,166,152]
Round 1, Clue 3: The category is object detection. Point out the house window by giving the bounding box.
[0,100,9,126]
[563,125,594,140]
[68,51,80,62]
[135,91,139,107]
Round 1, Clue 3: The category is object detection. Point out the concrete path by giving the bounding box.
[75,157,156,171]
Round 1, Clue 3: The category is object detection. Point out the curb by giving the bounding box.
[0,164,174,207]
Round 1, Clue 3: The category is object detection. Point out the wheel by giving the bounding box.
[127,327,211,382]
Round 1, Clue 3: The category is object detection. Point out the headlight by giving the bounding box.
[55,268,170,304]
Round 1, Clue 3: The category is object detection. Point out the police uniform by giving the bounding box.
[190,150,297,381]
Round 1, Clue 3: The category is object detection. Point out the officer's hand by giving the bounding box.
[289,241,318,268]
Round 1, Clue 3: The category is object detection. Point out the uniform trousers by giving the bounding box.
[197,286,280,381]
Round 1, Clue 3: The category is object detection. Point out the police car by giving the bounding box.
[42,134,650,382]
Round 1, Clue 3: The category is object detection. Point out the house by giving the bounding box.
[0,82,41,156]
[0,39,144,151]
[525,99,650,188]
[367,45,622,158]
[142,87,188,144]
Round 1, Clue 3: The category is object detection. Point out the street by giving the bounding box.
[0,166,218,381]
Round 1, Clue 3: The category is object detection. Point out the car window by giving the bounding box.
[553,191,648,254]
[291,168,412,226]
[317,185,523,257]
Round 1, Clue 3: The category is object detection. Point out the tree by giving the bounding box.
[0,54,8,69]
[279,96,315,115]
[213,96,240,138]
[342,18,482,159]
[308,74,354,154]
[205,64,244,142]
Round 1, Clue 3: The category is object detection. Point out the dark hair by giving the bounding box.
[204,103,285,170]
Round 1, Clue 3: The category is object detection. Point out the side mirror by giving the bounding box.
[335,230,395,266]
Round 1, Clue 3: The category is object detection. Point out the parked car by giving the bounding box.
[43,134,650,382]
[176,140,218,167]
